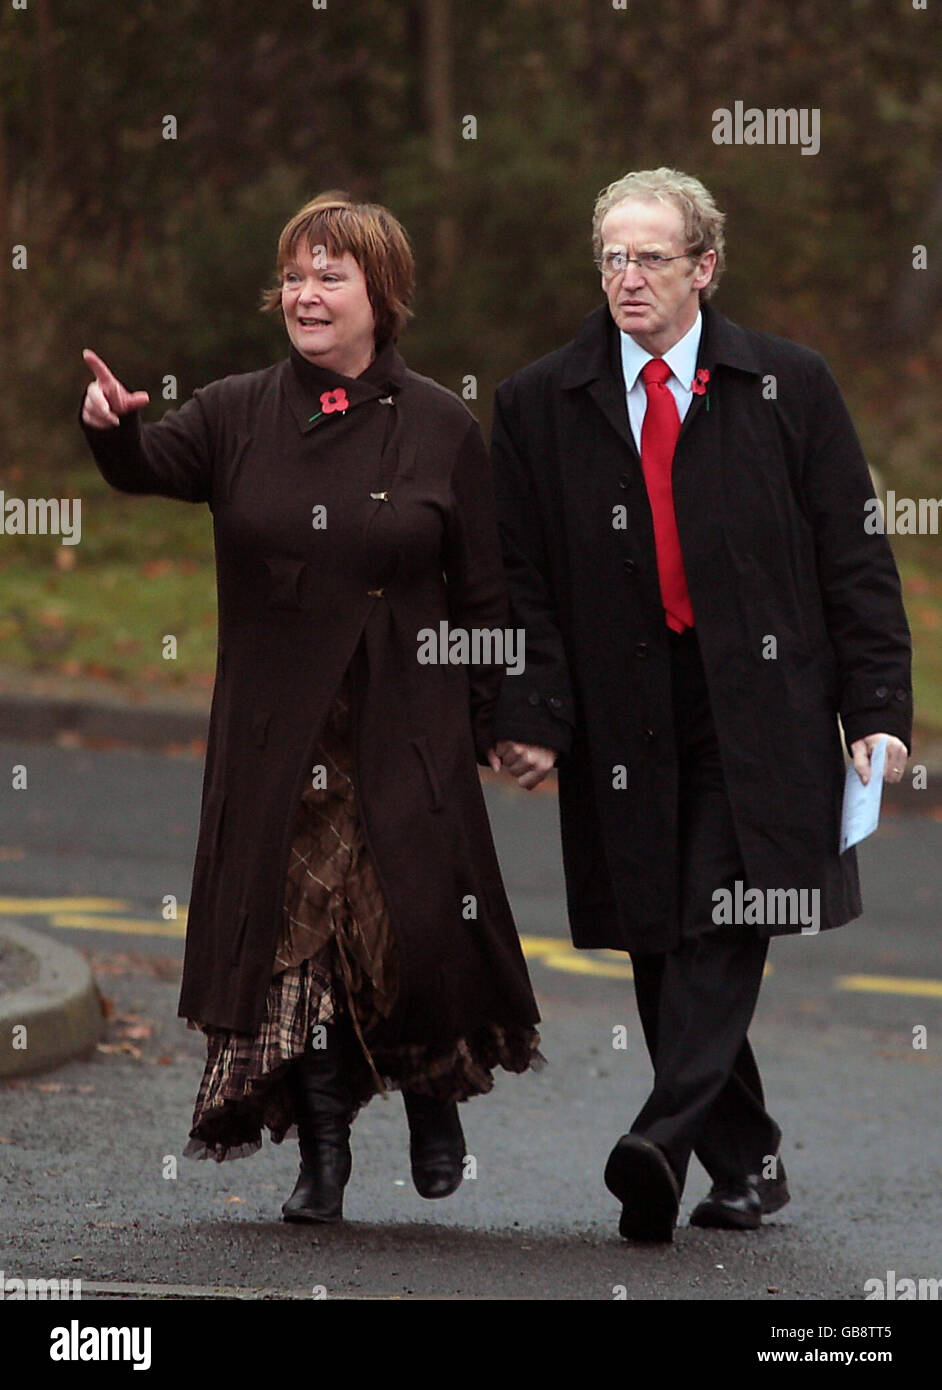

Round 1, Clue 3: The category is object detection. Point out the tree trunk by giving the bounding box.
[423,0,457,289]
[0,84,7,324]
[37,0,57,191]
[890,173,942,341]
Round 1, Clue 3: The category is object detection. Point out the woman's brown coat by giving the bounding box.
[82,339,539,1042]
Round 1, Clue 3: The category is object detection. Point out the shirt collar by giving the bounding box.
[619,309,703,394]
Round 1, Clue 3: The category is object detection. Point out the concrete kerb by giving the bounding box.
[0,691,210,751]
[0,920,105,1079]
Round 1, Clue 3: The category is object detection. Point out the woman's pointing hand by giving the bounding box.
[81,348,150,429]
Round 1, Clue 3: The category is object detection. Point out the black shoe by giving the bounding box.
[604,1134,680,1242]
[754,1158,790,1214]
[690,1158,789,1230]
[403,1091,466,1199]
[689,1180,762,1230]
[282,1029,354,1224]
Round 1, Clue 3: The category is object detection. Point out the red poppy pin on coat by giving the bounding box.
[309,388,350,424]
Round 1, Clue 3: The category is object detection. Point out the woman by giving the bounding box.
[80,191,543,1223]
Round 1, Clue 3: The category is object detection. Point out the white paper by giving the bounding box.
[839,735,887,853]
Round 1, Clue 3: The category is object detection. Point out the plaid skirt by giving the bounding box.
[184,676,543,1163]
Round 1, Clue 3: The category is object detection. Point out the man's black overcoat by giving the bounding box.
[491,301,913,952]
[82,340,539,1040]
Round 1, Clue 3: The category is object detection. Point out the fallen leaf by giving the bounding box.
[96,1041,143,1058]
[142,559,174,579]
[82,951,180,981]
[116,1023,153,1040]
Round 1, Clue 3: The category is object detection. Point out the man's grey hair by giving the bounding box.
[592,167,726,300]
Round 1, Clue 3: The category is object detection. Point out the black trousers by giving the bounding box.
[627,628,781,1191]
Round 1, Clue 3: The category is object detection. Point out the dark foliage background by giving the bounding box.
[1,0,940,723]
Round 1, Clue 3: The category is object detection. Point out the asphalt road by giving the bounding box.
[0,738,940,1301]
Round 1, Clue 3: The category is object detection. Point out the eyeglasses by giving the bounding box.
[595,250,696,278]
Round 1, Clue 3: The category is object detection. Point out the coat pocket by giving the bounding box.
[229,909,250,966]
[410,735,444,812]
[251,709,271,747]
[262,554,308,611]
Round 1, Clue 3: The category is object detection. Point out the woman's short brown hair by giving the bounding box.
[260,192,415,342]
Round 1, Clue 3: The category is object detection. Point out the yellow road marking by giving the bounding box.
[3,898,941,998]
[518,935,633,979]
[0,896,185,939]
[49,913,186,938]
[837,974,942,999]
[0,897,133,913]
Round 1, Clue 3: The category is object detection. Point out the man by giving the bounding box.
[490,168,912,1241]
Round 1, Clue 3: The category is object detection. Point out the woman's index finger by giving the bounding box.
[82,348,116,388]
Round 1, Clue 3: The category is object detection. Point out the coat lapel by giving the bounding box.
[557,299,768,633]
[562,300,763,443]
[560,304,638,461]
[689,301,763,391]
[282,337,409,435]
[670,302,764,520]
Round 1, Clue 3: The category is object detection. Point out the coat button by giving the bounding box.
[643,727,656,742]
[528,692,540,706]
[894,689,907,701]
[634,641,650,657]
[548,696,562,709]
[618,473,631,489]
[623,558,638,576]
[874,685,888,699]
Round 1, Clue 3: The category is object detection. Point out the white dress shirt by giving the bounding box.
[619,311,703,454]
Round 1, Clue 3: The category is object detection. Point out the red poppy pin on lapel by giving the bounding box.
[308,388,349,424]
[691,368,711,409]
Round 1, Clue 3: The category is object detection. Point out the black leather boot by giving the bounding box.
[282,1026,354,1224]
[403,1091,466,1199]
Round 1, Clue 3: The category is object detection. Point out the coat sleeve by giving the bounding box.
[78,384,216,505]
[798,354,913,755]
[488,376,575,757]
[443,414,514,764]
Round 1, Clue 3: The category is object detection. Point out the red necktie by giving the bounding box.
[639,358,694,633]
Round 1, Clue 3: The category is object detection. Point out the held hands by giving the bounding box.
[850,733,909,785]
[81,349,150,429]
[487,732,908,790]
[487,740,558,790]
